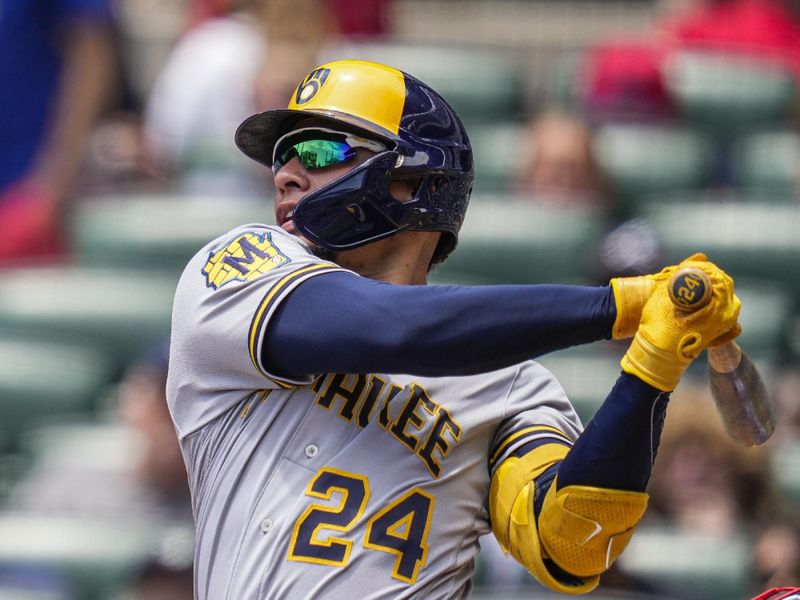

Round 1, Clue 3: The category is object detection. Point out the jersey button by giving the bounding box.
[304,444,319,458]
[260,518,273,534]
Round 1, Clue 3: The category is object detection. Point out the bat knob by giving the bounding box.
[668,267,712,311]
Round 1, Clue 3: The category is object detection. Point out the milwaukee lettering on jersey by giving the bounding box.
[311,374,462,478]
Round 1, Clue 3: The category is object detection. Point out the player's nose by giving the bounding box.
[274,157,311,197]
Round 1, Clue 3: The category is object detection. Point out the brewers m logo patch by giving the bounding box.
[203,231,290,289]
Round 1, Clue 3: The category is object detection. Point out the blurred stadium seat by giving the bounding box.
[771,439,800,507]
[732,130,800,197]
[469,122,524,193]
[0,267,174,372]
[0,338,114,453]
[431,198,604,285]
[664,51,797,136]
[0,589,66,600]
[18,422,135,471]
[617,525,751,599]
[0,513,188,600]
[536,344,624,424]
[641,200,800,311]
[324,42,525,125]
[593,123,712,216]
[70,194,272,276]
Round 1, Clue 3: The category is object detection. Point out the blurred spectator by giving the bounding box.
[659,0,800,75]
[185,0,392,37]
[513,110,609,206]
[144,0,336,196]
[755,521,800,588]
[81,111,158,194]
[579,40,675,122]
[580,0,800,123]
[117,343,190,509]
[647,386,775,536]
[330,0,393,38]
[513,110,663,280]
[645,385,800,591]
[120,560,194,600]
[0,0,117,263]
[9,342,191,523]
[770,366,800,445]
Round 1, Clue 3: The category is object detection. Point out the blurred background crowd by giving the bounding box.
[2,0,800,598]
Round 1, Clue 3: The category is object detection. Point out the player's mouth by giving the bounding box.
[276,203,298,233]
[282,210,296,233]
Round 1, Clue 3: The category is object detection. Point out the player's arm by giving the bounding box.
[265,274,615,377]
[489,257,741,594]
[489,374,662,593]
[262,254,699,379]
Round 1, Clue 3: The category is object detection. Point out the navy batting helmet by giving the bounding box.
[235,59,474,263]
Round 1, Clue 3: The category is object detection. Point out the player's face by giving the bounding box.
[272,127,413,235]
[272,129,379,234]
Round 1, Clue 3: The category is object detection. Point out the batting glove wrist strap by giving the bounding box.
[621,331,690,391]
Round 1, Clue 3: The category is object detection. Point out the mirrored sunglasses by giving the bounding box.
[272,127,387,174]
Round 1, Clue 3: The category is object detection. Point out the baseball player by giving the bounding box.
[167,60,741,598]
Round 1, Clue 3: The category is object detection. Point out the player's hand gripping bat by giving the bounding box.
[668,268,776,446]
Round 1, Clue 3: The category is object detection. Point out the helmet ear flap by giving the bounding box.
[293,151,418,250]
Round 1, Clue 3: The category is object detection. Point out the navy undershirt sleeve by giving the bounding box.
[263,271,616,378]
[555,372,669,493]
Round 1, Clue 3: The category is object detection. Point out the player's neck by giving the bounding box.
[334,231,438,285]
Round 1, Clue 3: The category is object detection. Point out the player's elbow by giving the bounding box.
[491,457,648,594]
[535,478,648,581]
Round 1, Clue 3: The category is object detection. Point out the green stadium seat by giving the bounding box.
[641,200,800,313]
[730,283,793,360]
[536,344,624,424]
[430,198,605,285]
[70,194,271,276]
[542,50,584,111]
[0,513,187,600]
[0,589,65,600]
[593,123,712,215]
[326,42,525,123]
[0,339,114,453]
[617,525,751,598]
[19,422,134,469]
[771,439,800,506]
[665,51,797,136]
[732,130,800,197]
[0,267,175,371]
[469,122,523,193]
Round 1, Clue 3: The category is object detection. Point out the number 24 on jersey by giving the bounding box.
[287,467,435,584]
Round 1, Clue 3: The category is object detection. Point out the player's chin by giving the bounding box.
[280,220,297,234]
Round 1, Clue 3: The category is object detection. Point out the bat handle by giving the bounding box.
[668,267,713,312]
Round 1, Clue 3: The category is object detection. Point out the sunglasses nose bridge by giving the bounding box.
[273,154,312,192]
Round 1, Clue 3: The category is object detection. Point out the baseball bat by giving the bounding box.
[668,267,776,446]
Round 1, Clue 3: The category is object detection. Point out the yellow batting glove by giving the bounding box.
[621,260,741,391]
[610,253,707,340]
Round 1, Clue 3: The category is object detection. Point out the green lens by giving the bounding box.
[291,140,355,170]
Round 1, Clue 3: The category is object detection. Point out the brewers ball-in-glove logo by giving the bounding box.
[203,231,290,289]
[295,67,331,105]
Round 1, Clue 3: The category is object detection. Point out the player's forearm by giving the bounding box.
[556,372,667,492]
[490,373,663,593]
[264,271,616,377]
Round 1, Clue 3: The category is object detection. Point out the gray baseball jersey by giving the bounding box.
[167,224,583,599]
